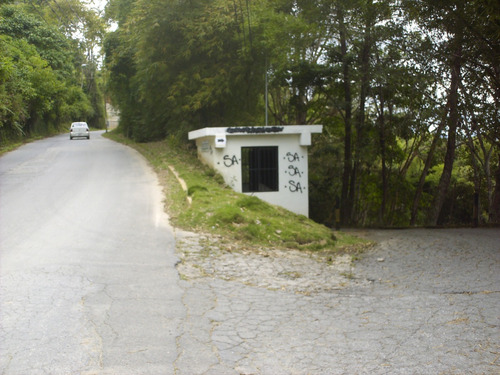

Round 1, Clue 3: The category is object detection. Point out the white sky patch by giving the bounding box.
[83,0,107,13]
[82,0,117,31]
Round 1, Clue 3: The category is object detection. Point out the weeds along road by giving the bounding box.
[0,131,184,374]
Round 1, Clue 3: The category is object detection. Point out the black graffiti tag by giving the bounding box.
[223,155,238,167]
[286,152,300,163]
[288,165,302,177]
[289,180,303,193]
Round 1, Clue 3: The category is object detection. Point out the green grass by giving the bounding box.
[105,131,369,254]
[0,135,44,156]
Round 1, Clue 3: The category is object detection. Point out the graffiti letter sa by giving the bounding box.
[289,180,303,193]
[223,155,238,167]
[288,165,302,177]
[286,152,300,163]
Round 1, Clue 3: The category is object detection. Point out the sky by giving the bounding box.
[84,0,107,14]
[84,0,118,32]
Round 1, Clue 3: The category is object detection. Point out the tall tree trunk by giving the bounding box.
[476,129,494,223]
[375,47,391,225]
[427,37,463,226]
[465,120,494,224]
[409,102,448,226]
[350,1,372,224]
[378,84,387,225]
[465,127,482,226]
[491,154,500,223]
[295,88,307,124]
[338,3,353,225]
[485,149,494,222]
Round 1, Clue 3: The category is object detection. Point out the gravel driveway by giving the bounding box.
[175,228,500,374]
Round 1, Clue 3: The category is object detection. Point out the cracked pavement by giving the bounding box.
[174,228,499,374]
[1,133,499,374]
[1,133,184,374]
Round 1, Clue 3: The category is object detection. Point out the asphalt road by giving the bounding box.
[1,132,499,374]
[0,131,184,374]
[174,228,500,375]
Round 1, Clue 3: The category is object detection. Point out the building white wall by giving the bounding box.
[190,126,322,217]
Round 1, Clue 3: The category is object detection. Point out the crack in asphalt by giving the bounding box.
[173,228,500,375]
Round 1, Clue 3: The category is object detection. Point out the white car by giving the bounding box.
[70,122,90,140]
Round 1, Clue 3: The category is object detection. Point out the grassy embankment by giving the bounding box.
[105,131,369,255]
[0,135,46,156]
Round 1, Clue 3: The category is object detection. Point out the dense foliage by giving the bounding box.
[3,0,498,227]
[0,0,106,144]
[105,0,499,227]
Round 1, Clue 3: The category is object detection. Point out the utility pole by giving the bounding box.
[81,64,87,89]
[265,60,269,126]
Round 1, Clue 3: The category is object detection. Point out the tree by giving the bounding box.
[28,0,106,129]
[106,0,274,141]
[103,0,498,227]
[334,0,355,225]
[0,2,95,142]
[406,0,499,225]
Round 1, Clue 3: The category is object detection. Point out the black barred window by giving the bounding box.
[242,147,279,192]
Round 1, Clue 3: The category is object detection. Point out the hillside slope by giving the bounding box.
[105,132,368,254]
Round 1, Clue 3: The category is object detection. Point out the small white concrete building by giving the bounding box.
[188,125,323,217]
